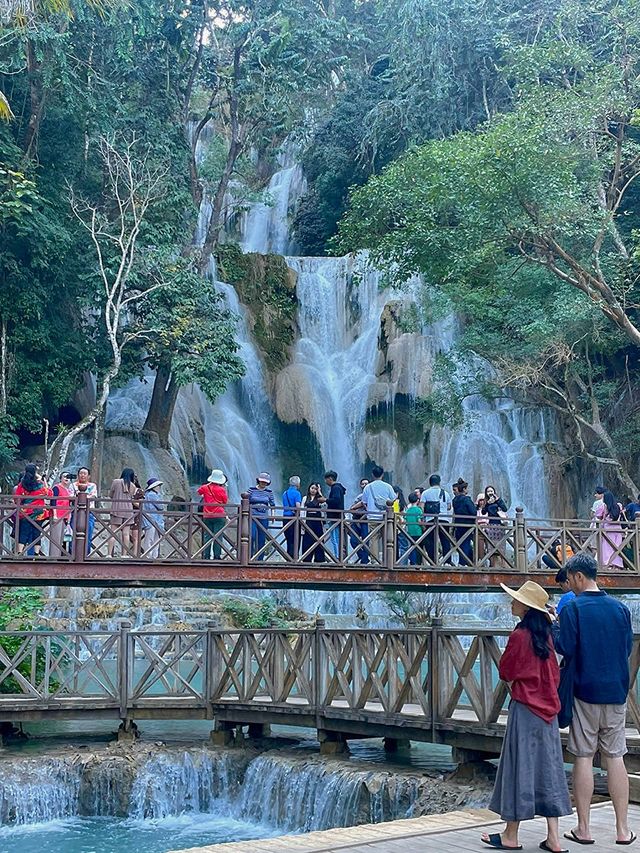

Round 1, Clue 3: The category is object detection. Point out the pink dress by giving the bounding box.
[595,503,623,568]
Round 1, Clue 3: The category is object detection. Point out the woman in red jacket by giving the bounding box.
[197,469,228,560]
[481,581,571,852]
[14,464,51,555]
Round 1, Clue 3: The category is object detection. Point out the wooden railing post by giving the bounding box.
[429,616,442,740]
[239,493,250,564]
[514,507,526,572]
[118,620,132,719]
[384,504,395,569]
[314,616,325,717]
[73,487,88,562]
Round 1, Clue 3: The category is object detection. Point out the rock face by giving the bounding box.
[100,433,190,499]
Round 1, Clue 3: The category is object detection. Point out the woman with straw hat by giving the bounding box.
[481,581,571,852]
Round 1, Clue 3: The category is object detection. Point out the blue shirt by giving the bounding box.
[555,591,632,704]
[247,486,275,518]
[557,590,576,613]
[282,486,302,517]
[626,501,640,521]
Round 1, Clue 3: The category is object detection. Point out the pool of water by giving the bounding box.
[0,813,276,853]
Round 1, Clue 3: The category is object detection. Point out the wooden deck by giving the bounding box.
[4,491,640,589]
[172,803,639,853]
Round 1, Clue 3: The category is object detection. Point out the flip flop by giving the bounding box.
[564,830,595,845]
[540,842,569,853]
[481,833,523,850]
[617,832,637,845]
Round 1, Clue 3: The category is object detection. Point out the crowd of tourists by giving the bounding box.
[483,556,635,850]
[6,461,639,566]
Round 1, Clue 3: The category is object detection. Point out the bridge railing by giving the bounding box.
[1,491,640,572]
[1,625,639,735]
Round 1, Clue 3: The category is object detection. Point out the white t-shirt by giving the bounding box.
[421,486,452,518]
[362,480,396,519]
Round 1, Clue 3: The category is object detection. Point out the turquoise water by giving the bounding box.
[0,813,276,853]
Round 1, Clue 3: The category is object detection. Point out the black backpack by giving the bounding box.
[423,488,445,516]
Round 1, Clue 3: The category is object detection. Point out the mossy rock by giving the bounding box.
[216,243,297,372]
[365,395,427,453]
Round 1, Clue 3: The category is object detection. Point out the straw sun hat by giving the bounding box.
[500,581,552,619]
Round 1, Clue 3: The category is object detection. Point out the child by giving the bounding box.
[404,492,424,566]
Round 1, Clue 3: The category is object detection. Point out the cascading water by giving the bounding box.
[58,133,563,627]
[281,255,384,496]
[0,747,471,853]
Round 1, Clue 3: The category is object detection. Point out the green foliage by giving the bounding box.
[378,591,445,627]
[0,588,46,695]
[130,251,246,402]
[220,596,289,630]
[216,243,297,372]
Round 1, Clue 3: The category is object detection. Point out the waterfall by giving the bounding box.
[236,754,422,830]
[0,748,439,831]
[282,256,384,495]
[0,760,80,825]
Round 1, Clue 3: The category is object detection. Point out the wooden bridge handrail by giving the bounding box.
[0,626,637,747]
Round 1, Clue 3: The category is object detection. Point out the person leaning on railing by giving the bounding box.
[50,472,73,558]
[14,464,52,556]
[197,470,228,560]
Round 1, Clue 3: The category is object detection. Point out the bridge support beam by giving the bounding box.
[383,737,411,753]
[247,723,271,739]
[210,720,236,747]
[117,719,139,743]
[318,729,348,755]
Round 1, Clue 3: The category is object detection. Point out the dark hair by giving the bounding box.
[594,485,605,495]
[408,492,419,505]
[21,463,40,493]
[121,468,136,488]
[371,465,384,479]
[429,473,441,486]
[517,609,552,660]
[78,466,90,475]
[555,568,568,584]
[484,485,497,500]
[566,552,597,580]
[603,490,620,521]
[324,470,337,481]
[306,482,322,501]
[393,486,406,511]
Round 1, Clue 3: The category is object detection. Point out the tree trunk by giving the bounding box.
[142,363,179,449]
[23,40,45,160]
[90,403,106,491]
[199,137,240,272]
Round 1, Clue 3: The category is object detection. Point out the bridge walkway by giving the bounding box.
[172,803,637,853]
[3,491,640,589]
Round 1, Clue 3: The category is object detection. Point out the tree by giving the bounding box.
[46,136,168,480]
[185,0,352,267]
[335,1,640,490]
[139,253,245,447]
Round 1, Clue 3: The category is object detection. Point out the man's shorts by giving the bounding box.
[567,697,627,758]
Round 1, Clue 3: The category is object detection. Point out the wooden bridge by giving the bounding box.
[3,623,640,768]
[2,491,640,590]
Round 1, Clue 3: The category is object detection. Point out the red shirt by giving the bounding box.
[15,483,51,514]
[197,483,228,517]
[499,626,560,723]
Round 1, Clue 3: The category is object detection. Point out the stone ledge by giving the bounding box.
[169,807,499,853]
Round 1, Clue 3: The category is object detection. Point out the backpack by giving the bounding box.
[423,489,445,516]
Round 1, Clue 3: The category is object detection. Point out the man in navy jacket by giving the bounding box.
[556,553,634,845]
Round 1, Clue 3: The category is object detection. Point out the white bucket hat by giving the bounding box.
[208,469,227,485]
[256,472,271,484]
